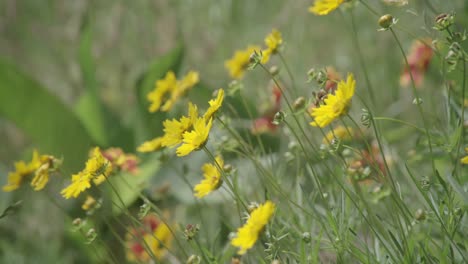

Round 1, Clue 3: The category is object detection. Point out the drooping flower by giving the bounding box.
[203,89,224,121]
[262,29,283,63]
[194,156,224,198]
[225,45,261,79]
[3,150,58,192]
[309,0,344,15]
[126,214,173,262]
[101,147,139,174]
[231,201,276,255]
[400,39,433,88]
[147,71,199,113]
[176,117,213,157]
[61,147,112,199]
[310,73,356,128]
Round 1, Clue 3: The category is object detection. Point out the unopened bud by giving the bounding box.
[72,218,82,227]
[302,232,311,243]
[293,97,306,110]
[223,164,233,173]
[187,255,201,264]
[269,65,280,76]
[434,13,454,31]
[415,209,426,220]
[272,111,285,125]
[378,14,396,30]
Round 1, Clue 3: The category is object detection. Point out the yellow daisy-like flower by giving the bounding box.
[309,0,344,16]
[3,150,57,192]
[194,156,224,198]
[225,45,261,79]
[176,117,213,157]
[262,29,283,64]
[310,73,355,128]
[231,201,276,255]
[322,126,353,144]
[461,147,468,164]
[147,71,177,113]
[61,147,112,199]
[81,195,97,211]
[161,71,200,112]
[203,89,224,121]
[137,136,165,153]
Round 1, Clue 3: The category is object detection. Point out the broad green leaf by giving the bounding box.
[0,59,94,172]
[75,16,134,150]
[135,43,184,140]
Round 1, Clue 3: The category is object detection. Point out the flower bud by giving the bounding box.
[187,255,201,264]
[302,232,312,243]
[434,13,454,31]
[223,164,233,173]
[272,111,285,125]
[293,97,306,110]
[269,65,280,76]
[378,14,395,30]
[415,209,426,220]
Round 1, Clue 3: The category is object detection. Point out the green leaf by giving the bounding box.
[135,43,184,140]
[75,16,134,150]
[0,59,94,172]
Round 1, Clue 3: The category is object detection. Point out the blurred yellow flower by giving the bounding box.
[147,71,199,113]
[461,147,468,164]
[194,156,224,198]
[203,89,224,121]
[262,29,283,64]
[322,126,353,144]
[61,147,112,199]
[225,45,261,79]
[231,201,276,255]
[137,136,165,153]
[309,0,344,15]
[176,117,213,157]
[147,71,177,113]
[3,150,57,192]
[310,73,355,128]
[126,214,173,262]
[81,195,97,211]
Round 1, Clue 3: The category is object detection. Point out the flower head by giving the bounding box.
[309,0,344,15]
[147,71,199,113]
[310,73,355,128]
[194,156,224,198]
[231,201,276,255]
[176,117,213,157]
[82,195,97,211]
[461,147,468,165]
[61,147,112,199]
[262,29,283,63]
[203,89,224,121]
[225,45,261,79]
[400,39,433,88]
[3,150,58,192]
[126,214,173,262]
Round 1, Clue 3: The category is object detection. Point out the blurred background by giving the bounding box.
[0,0,466,262]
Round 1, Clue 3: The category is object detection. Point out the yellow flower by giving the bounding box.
[137,136,165,153]
[309,0,344,15]
[82,195,97,211]
[3,150,57,192]
[322,126,353,144]
[126,214,173,262]
[231,201,276,255]
[147,71,200,113]
[147,71,177,113]
[225,45,261,79]
[161,103,199,148]
[203,89,224,121]
[194,156,224,198]
[461,147,468,164]
[176,117,213,157]
[310,73,355,128]
[262,29,283,64]
[161,71,200,112]
[61,147,112,199]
